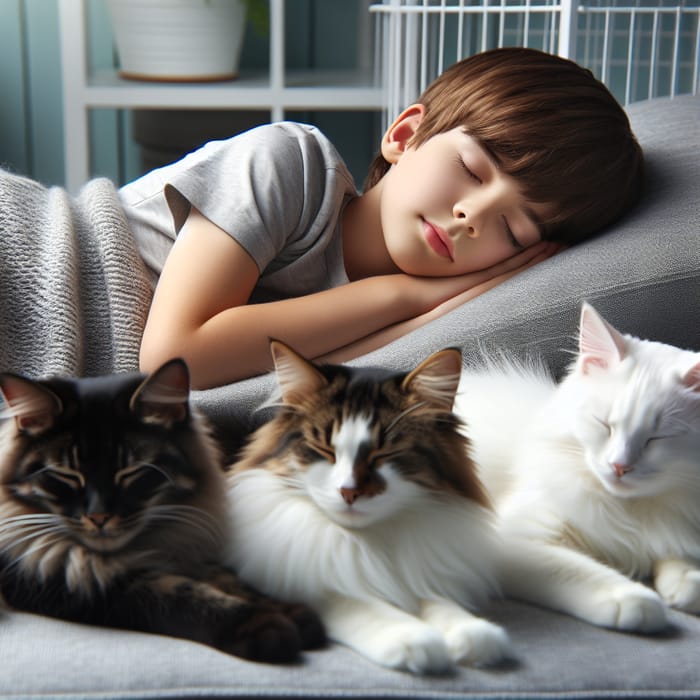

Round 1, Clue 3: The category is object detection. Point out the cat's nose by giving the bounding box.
[611,462,633,478]
[339,487,361,505]
[87,512,111,529]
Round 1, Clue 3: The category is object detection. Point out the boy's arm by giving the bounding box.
[139,209,419,387]
[140,209,553,388]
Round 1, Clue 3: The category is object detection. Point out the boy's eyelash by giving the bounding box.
[503,216,523,249]
[456,157,481,183]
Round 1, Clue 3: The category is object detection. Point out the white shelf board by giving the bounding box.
[81,69,383,110]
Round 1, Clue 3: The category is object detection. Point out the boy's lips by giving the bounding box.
[422,218,454,261]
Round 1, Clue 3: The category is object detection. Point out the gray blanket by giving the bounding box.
[0,169,152,379]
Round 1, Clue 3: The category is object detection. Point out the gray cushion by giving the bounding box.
[2,94,699,699]
[3,601,700,698]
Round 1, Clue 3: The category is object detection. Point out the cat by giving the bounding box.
[224,340,512,675]
[0,359,324,662]
[454,301,700,634]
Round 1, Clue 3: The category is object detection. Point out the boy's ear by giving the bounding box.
[381,103,426,164]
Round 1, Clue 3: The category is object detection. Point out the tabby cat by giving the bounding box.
[455,302,700,633]
[225,341,510,674]
[0,359,324,661]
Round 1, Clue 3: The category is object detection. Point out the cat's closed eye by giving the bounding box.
[22,464,84,493]
[305,442,335,463]
[115,463,171,490]
[645,430,683,447]
[42,466,84,490]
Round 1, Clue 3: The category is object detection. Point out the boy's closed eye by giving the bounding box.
[455,157,482,184]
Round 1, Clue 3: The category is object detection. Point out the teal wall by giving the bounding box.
[1,0,64,186]
[0,0,146,186]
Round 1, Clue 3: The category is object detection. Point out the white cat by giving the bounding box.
[455,302,700,633]
[225,341,512,674]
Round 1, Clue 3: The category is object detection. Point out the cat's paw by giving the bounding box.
[220,609,302,663]
[655,562,700,613]
[367,624,454,675]
[590,582,668,633]
[443,618,513,667]
[279,602,327,649]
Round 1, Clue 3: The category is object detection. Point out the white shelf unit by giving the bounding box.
[59,0,384,193]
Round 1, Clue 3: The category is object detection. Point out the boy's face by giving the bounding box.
[379,127,550,276]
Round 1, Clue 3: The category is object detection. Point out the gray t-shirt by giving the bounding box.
[119,122,358,303]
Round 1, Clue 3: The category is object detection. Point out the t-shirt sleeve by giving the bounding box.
[163,123,321,274]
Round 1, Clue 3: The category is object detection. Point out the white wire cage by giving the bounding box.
[370,0,700,125]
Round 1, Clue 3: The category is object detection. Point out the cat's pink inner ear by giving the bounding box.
[402,348,462,410]
[578,303,626,374]
[0,375,62,434]
[682,360,700,391]
[270,340,327,404]
[131,358,190,424]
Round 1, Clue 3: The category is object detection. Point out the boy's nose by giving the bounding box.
[454,203,484,238]
[454,188,500,238]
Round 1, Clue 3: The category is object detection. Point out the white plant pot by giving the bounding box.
[107,0,247,82]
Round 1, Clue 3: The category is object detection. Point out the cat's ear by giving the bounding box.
[578,302,627,374]
[402,348,462,411]
[130,358,190,426]
[682,359,700,392]
[270,340,327,406]
[0,374,62,435]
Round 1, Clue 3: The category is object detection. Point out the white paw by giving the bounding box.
[443,617,513,667]
[590,582,668,633]
[656,565,700,613]
[368,624,453,675]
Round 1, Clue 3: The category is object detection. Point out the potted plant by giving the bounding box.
[107,0,268,82]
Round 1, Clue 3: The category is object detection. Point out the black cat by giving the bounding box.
[0,359,324,662]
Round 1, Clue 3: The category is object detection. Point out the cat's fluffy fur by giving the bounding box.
[455,302,700,633]
[0,360,324,661]
[0,363,225,596]
[226,342,511,674]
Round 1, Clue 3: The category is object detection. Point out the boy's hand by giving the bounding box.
[403,240,561,314]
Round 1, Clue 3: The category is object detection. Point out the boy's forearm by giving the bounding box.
[173,275,420,389]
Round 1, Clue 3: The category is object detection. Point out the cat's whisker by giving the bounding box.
[150,503,221,526]
[0,526,67,569]
[147,515,222,546]
[0,517,63,541]
[0,513,61,527]
[0,518,57,535]
[3,534,66,573]
[0,523,66,549]
[147,505,223,543]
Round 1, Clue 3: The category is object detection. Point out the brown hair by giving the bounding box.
[364,48,644,245]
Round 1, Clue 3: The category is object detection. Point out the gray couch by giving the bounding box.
[2,94,699,699]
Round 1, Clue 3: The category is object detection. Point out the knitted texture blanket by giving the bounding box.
[0,169,153,379]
